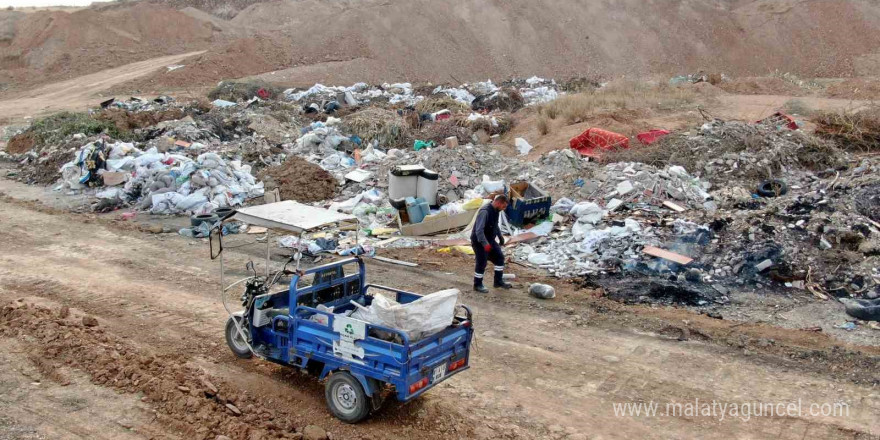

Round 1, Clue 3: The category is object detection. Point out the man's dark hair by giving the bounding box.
[493,194,508,203]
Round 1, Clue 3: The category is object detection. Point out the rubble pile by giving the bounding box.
[696,158,880,297]
[511,152,880,301]
[660,120,847,184]
[564,162,714,212]
[510,162,715,278]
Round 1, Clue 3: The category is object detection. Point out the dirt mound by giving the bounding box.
[118,35,296,92]
[147,0,264,19]
[258,156,337,203]
[0,3,214,92]
[8,0,880,95]
[95,108,185,132]
[718,77,809,96]
[0,300,327,440]
[5,132,35,154]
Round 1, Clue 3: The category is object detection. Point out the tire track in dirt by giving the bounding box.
[0,51,205,123]
[0,218,497,438]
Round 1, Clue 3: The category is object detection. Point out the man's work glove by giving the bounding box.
[484,244,492,252]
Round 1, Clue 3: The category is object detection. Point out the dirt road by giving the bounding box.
[0,181,877,439]
[0,51,204,124]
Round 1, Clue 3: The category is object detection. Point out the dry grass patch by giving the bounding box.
[539,80,699,125]
[814,107,880,152]
[537,115,550,135]
[415,96,470,114]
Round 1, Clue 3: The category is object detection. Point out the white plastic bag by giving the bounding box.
[515,138,533,155]
[569,202,604,224]
[481,175,505,193]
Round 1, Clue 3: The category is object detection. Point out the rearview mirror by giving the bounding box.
[209,227,223,260]
[246,261,255,274]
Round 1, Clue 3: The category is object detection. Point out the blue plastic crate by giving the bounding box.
[504,181,551,227]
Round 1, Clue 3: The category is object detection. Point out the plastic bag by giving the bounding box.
[462,198,485,211]
[356,289,460,341]
[175,189,209,212]
[481,175,505,193]
[527,253,553,265]
[529,283,556,299]
[551,197,575,214]
[569,202,604,224]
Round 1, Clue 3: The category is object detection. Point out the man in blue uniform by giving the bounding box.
[470,195,513,293]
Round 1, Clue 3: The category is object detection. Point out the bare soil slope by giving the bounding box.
[3,0,880,95]
[0,2,215,92]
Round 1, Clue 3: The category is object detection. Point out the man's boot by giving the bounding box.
[474,275,489,293]
[493,269,512,289]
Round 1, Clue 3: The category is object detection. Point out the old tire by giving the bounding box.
[191,214,219,227]
[841,298,880,322]
[325,372,371,423]
[225,315,253,359]
[757,179,788,198]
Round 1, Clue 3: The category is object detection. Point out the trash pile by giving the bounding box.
[99,95,176,111]
[657,120,847,185]
[4,74,879,308]
[282,77,561,112]
[507,140,879,302]
[433,77,559,108]
[557,162,714,213]
[59,140,264,214]
[284,82,422,107]
[511,162,715,278]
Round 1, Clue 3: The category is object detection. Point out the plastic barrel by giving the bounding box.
[417,169,440,206]
[389,166,422,200]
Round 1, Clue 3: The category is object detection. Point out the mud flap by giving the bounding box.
[351,372,378,397]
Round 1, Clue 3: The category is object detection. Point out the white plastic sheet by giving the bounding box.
[352,289,460,342]
[570,202,604,224]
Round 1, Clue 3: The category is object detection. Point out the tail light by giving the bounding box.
[449,358,467,372]
[408,378,429,394]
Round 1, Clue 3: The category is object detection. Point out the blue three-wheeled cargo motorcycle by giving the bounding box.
[209,201,474,423]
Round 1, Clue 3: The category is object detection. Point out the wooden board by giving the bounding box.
[642,246,693,265]
[372,256,418,267]
[662,201,686,212]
